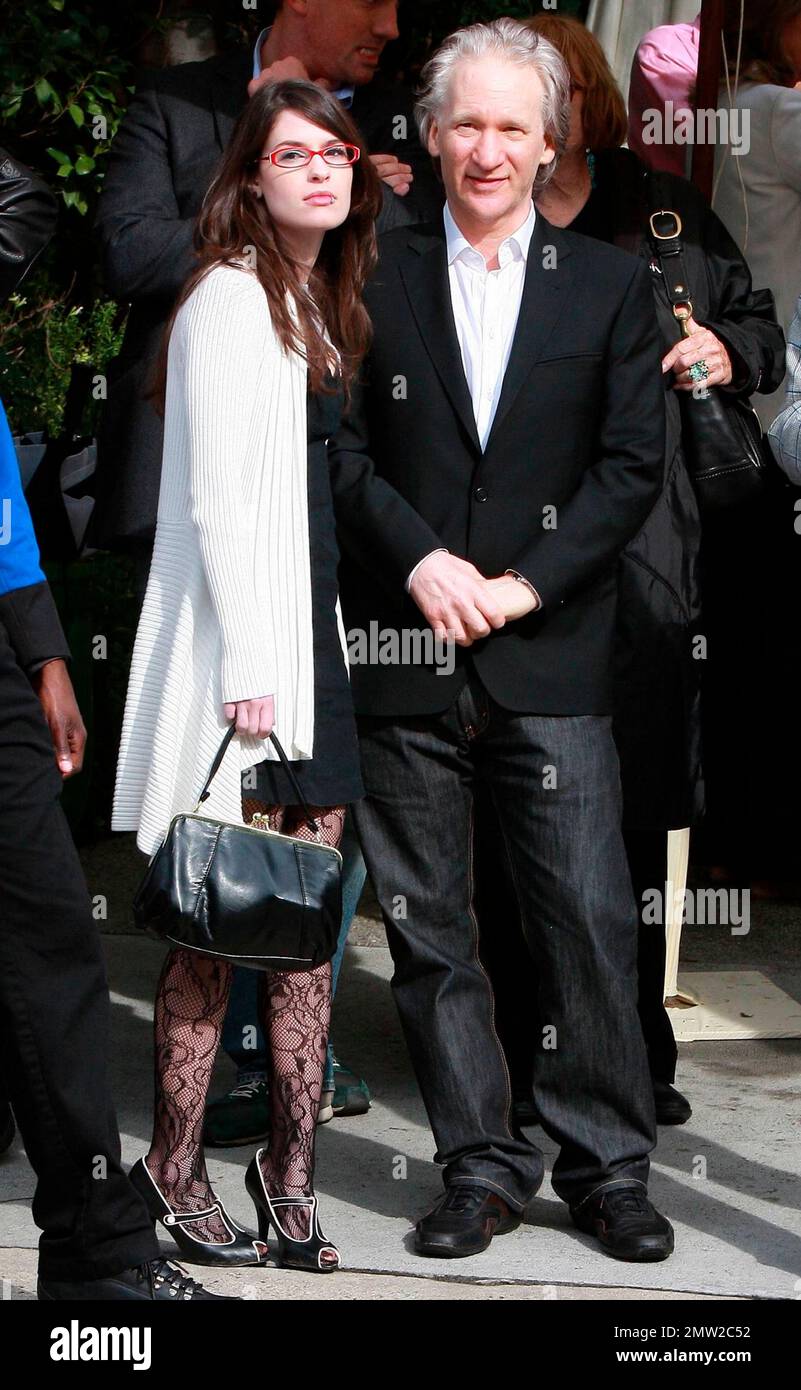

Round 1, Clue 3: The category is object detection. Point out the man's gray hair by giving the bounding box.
[414,17,571,191]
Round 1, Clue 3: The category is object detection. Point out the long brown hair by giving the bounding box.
[154,79,382,409]
[723,0,801,86]
[523,14,628,152]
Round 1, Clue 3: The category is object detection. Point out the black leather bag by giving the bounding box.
[133,727,342,970]
[647,184,771,514]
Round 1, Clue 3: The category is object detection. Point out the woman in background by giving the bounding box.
[713,0,801,428]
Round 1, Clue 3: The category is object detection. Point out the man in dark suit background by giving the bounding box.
[92,0,442,563]
[329,18,675,1263]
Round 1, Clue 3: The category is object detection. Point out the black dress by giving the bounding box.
[244,377,364,809]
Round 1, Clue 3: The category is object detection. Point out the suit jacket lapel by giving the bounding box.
[484,215,574,450]
[210,48,251,152]
[399,216,575,456]
[399,229,482,454]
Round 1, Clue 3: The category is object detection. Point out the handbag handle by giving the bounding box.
[196,725,319,833]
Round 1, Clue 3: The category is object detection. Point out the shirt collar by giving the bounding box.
[252,27,355,107]
[443,200,537,270]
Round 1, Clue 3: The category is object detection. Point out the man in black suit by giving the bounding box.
[329,18,674,1263]
[92,0,441,559]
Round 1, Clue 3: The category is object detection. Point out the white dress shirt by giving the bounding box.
[406,202,541,606]
[445,199,536,451]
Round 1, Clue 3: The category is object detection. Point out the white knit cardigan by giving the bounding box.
[112,262,320,858]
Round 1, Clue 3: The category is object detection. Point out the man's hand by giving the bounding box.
[248,59,335,99]
[485,575,539,621]
[31,659,86,778]
[409,553,506,646]
[662,316,733,390]
[369,153,413,197]
[223,695,275,738]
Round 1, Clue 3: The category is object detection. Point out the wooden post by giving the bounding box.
[691,0,726,199]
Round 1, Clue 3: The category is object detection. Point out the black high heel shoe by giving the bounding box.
[245,1150,340,1273]
[130,1157,267,1268]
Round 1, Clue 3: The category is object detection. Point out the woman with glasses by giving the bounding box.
[112,80,381,1273]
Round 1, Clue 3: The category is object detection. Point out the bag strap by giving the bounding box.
[645,171,696,341]
[196,726,319,833]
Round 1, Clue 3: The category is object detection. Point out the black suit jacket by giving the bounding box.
[328,214,667,717]
[92,46,442,550]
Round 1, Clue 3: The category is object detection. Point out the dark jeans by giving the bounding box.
[478,812,679,1093]
[0,627,158,1280]
[353,670,656,1212]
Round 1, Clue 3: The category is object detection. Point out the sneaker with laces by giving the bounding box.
[203,1077,269,1148]
[415,1183,521,1258]
[570,1185,674,1261]
[38,1257,238,1300]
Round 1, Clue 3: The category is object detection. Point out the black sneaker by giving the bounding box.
[203,1078,270,1148]
[653,1081,692,1125]
[415,1184,521,1258]
[570,1186,674,1262]
[38,1257,238,1300]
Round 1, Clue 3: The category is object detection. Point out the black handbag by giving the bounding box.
[133,726,342,971]
[647,181,771,514]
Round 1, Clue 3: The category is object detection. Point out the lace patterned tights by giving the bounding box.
[146,799,345,1245]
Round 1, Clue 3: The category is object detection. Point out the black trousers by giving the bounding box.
[0,625,158,1280]
[354,671,656,1213]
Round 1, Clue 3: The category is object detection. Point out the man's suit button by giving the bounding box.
[474,486,489,502]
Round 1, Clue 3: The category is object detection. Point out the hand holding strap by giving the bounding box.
[196,725,319,834]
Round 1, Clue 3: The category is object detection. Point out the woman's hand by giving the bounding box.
[223,695,275,738]
[662,316,733,390]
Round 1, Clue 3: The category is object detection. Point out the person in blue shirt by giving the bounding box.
[0,148,226,1300]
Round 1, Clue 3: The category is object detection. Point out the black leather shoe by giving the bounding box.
[0,1099,14,1156]
[129,1157,267,1267]
[571,1186,674,1262]
[415,1185,521,1258]
[38,1257,237,1300]
[653,1081,692,1125]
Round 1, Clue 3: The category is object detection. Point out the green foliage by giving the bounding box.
[0,1,149,215]
[0,256,125,433]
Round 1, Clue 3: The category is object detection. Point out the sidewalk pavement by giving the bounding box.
[1,837,800,1301]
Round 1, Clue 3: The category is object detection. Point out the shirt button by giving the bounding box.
[474,486,489,503]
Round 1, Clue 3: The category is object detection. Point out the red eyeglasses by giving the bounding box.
[260,144,361,170]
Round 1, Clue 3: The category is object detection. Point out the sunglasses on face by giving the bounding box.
[260,144,361,169]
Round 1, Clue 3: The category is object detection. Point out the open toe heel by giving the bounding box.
[130,1157,267,1268]
[245,1152,340,1273]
